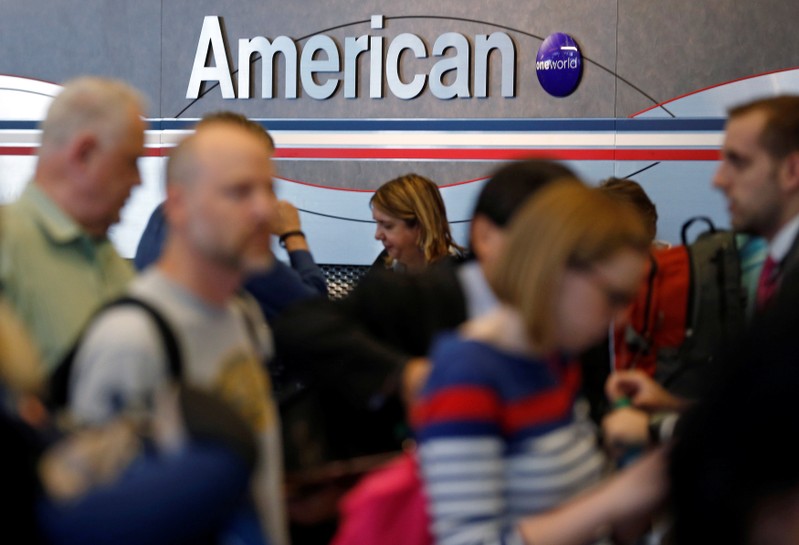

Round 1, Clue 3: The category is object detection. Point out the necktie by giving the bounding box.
[756,255,780,310]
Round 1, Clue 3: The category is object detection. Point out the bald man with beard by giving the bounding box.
[68,116,289,545]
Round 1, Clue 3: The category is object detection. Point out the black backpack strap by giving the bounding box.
[110,296,183,381]
[48,295,183,411]
[681,216,715,246]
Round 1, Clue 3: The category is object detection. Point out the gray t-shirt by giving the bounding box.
[69,268,288,545]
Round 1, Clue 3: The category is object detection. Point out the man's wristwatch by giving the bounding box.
[278,230,305,249]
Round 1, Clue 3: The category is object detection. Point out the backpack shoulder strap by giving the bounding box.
[109,296,183,380]
[48,295,183,410]
[681,216,716,246]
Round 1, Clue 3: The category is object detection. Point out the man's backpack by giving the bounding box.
[613,217,747,398]
[47,296,183,412]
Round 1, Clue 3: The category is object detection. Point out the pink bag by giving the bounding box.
[330,450,433,545]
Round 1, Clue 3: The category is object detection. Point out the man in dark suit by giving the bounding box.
[713,95,799,309]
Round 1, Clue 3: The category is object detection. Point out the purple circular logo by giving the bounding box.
[535,33,583,97]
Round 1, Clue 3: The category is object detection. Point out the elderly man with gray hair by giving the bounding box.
[0,76,146,372]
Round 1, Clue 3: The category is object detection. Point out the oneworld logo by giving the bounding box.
[536,58,580,71]
[187,15,516,101]
[535,33,582,97]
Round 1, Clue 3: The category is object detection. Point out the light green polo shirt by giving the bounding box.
[0,183,134,373]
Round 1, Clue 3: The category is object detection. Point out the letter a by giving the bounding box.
[186,16,235,99]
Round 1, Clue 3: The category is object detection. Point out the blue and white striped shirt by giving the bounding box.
[413,335,606,545]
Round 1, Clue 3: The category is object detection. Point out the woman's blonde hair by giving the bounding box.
[490,181,650,352]
[371,174,463,266]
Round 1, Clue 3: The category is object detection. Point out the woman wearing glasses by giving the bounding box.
[412,181,650,545]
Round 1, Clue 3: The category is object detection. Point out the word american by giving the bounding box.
[187,15,516,100]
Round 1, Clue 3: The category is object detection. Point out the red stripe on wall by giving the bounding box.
[0,147,165,157]
[274,148,615,160]
[0,146,721,161]
[275,148,721,161]
[0,146,37,155]
[613,149,720,161]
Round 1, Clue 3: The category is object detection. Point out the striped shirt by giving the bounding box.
[412,334,606,545]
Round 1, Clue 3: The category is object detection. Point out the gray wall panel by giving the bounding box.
[4,1,797,119]
[616,0,799,116]
[0,1,162,114]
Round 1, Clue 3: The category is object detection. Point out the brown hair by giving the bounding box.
[729,95,799,160]
[599,177,658,241]
[370,174,464,266]
[490,182,650,351]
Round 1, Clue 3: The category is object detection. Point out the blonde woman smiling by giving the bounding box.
[371,174,464,272]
